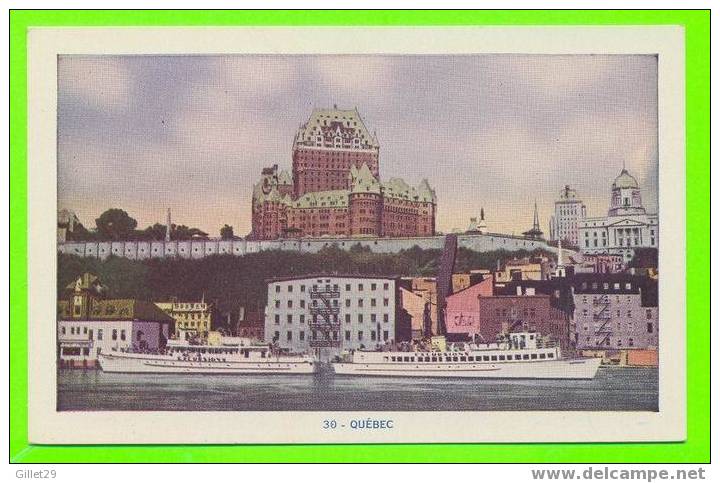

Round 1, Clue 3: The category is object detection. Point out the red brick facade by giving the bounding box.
[444,292,570,348]
[476,296,571,348]
[250,108,436,240]
[293,147,379,196]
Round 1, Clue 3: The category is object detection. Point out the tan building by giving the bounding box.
[155,299,213,339]
[57,273,174,368]
[494,256,552,284]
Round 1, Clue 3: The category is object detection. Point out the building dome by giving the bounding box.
[612,168,639,189]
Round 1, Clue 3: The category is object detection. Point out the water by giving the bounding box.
[57,367,658,412]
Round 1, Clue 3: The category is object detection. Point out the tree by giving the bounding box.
[173,224,208,240]
[142,223,168,241]
[220,224,235,240]
[95,209,137,241]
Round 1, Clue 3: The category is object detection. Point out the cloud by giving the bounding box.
[58,56,138,113]
[58,54,658,237]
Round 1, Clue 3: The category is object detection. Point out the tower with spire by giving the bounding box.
[522,201,544,240]
[165,208,172,242]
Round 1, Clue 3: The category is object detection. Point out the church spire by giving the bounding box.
[522,200,544,240]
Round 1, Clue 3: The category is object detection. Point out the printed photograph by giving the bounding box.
[56,54,659,412]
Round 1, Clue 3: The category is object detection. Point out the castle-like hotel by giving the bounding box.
[250,107,436,240]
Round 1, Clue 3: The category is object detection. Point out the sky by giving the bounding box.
[58,54,658,237]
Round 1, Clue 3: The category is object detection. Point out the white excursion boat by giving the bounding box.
[332,332,601,379]
[98,340,316,375]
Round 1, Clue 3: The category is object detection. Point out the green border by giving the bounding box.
[9,10,710,463]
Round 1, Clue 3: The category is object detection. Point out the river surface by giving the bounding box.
[57,366,658,412]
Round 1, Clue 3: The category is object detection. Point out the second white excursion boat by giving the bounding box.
[332,332,601,379]
[98,340,316,375]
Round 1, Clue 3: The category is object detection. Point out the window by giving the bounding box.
[112,329,118,340]
[646,309,653,320]
[287,331,292,341]
[287,300,293,308]
[120,330,126,341]
[300,285,305,292]
[358,314,363,323]
[548,353,554,358]
[358,284,364,291]
[345,284,351,291]
[371,314,377,323]
[539,353,546,359]
[61,326,66,335]
[358,331,364,340]
[97,329,103,340]
[275,300,280,308]
[371,331,376,341]
[515,355,521,360]
[383,283,389,290]
[371,298,377,307]
[275,285,280,293]
[647,323,654,333]
[287,314,293,324]
[383,330,389,341]
[300,300,305,308]
[345,330,351,341]
[288,285,293,293]
[383,314,389,323]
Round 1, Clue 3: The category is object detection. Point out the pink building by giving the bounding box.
[444,277,493,337]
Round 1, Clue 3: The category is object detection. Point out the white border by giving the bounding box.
[27,26,685,444]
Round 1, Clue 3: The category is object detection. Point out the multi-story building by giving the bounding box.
[442,283,571,348]
[264,275,404,356]
[399,277,438,338]
[548,185,586,247]
[579,168,658,262]
[493,256,553,284]
[444,277,493,337]
[292,106,380,196]
[155,299,213,339]
[250,107,437,240]
[572,274,658,350]
[57,273,175,367]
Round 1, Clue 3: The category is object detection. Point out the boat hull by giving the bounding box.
[332,357,602,379]
[98,353,316,375]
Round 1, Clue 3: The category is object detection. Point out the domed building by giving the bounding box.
[578,167,658,262]
[608,168,646,217]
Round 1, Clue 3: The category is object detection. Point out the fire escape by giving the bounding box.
[592,294,612,347]
[309,285,341,348]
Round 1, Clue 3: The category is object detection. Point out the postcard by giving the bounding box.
[27,26,685,444]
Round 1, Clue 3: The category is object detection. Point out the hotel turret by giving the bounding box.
[250,107,436,240]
